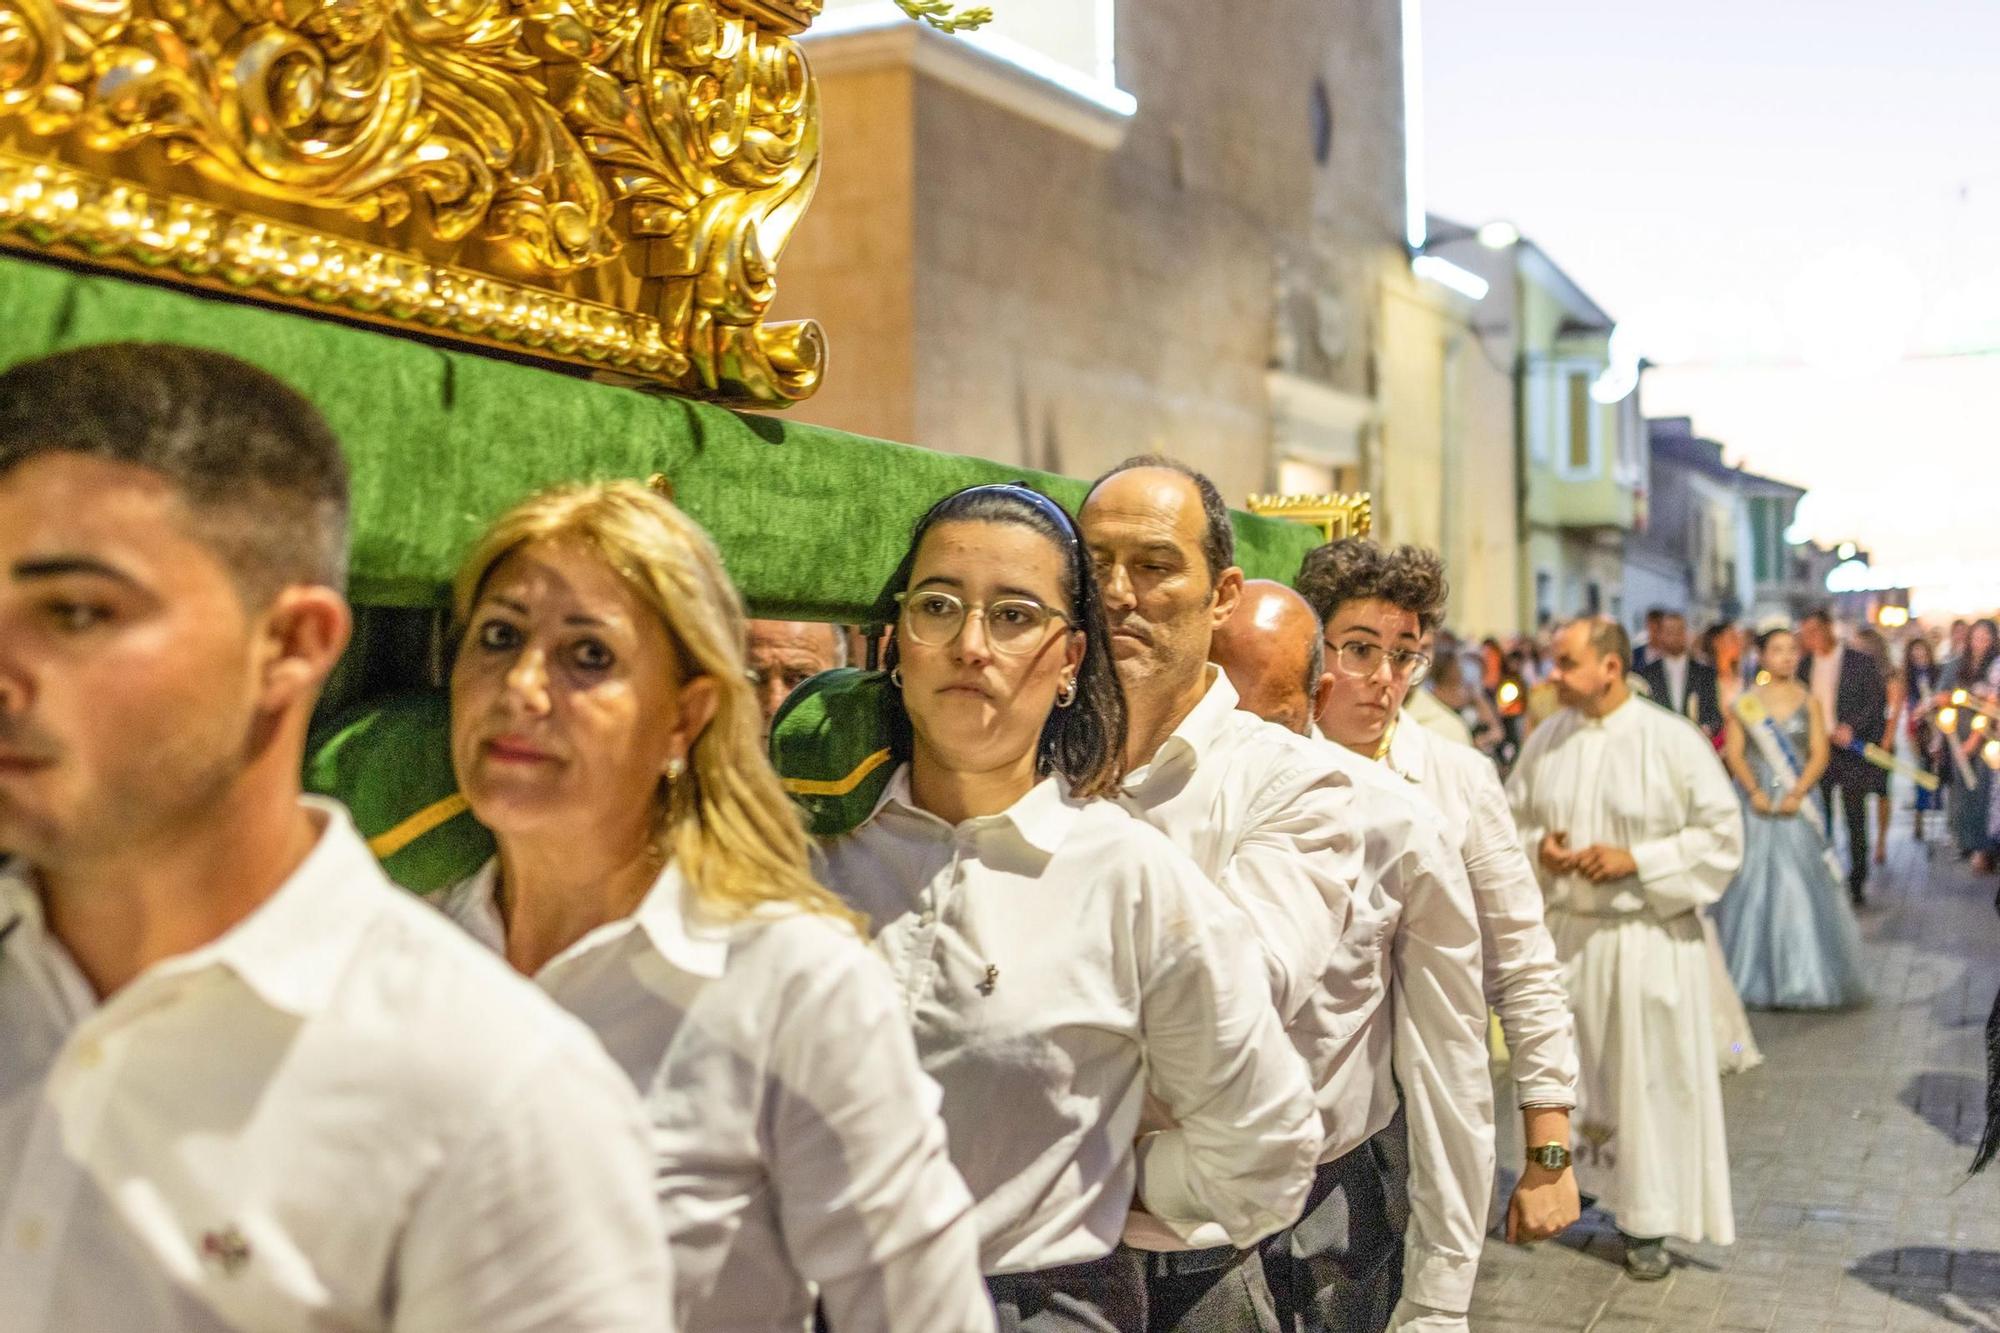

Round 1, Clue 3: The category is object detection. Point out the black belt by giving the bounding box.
[1141,1243,1241,1278]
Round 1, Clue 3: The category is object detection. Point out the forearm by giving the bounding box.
[1521,1105,1570,1157]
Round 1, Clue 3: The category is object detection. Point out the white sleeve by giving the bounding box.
[1132,862,1322,1249]
[1629,727,1747,918]
[1206,768,1363,1025]
[765,945,994,1333]
[1461,760,1579,1109]
[392,1038,674,1333]
[1385,821,1495,1321]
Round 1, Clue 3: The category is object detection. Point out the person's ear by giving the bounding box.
[1209,566,1245,628]
[1311,670,1336,728]
[255,586,352,713]
[1064,627,1087,677]
[667,674,723,774]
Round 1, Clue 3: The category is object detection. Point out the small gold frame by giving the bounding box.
[1244,493,1374,543]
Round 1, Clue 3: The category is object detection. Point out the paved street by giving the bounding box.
[1470,807,2000,1332]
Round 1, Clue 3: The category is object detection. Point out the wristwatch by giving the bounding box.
[1527,1142,1571,1171]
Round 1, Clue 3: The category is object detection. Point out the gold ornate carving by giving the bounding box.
[0,0,823,403]
[1245,492,1374,543]
[0,152,678,371]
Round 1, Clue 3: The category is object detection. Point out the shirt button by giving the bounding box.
[15,1217,46,1251]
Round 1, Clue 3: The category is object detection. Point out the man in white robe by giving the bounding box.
[1505,617,1744,1280]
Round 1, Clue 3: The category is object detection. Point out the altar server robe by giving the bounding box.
[1505,695,1745,1244]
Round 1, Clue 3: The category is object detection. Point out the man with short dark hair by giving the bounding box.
[1082,460,1490,1333]
[1505,617,1744,1280]
[1799,607,1888,903]
[1296,539,1581,1264]
[0,344,671,1330]
[747,618,847,738]
[1632,607,1668,672]
[1638,612,1723,734]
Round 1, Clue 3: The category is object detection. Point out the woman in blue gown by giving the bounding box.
[1714,628,1867,1009]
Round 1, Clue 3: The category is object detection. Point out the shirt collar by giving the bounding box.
[874,763,1083,856]
[1127,666,1237,786]
[451,856,730,981]
[196,798,388,1017]
[0,799,392,1019]
[1384,714,1429,785]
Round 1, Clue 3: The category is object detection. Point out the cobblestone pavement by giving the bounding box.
[1469,807,2000,1332]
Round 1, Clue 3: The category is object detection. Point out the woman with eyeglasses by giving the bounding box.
[438,482,994,1332]
[816,483,1319,1332]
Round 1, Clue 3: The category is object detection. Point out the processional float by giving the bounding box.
[0,0,1357,878]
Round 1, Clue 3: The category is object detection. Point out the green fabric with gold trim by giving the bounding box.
[769,668,898,838]
[0,252,1326,620]
[305,692,494,894]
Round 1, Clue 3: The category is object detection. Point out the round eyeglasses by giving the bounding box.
[895,590,1072,655]
[1327,638,1433,686]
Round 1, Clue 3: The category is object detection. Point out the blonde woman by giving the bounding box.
[439,482,993,1333]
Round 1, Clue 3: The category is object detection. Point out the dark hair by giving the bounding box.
[1757,626,1798,655]
[1294,538,1450,635]
[880,484,1126,798]
[1905,636,1935,670]
[1802,606,1835,630]
[1698,621,1736,661]
[1645,606,1669,624]
[0,343,348,601]
[1089,455,1234,582]
[1959,618,2000,690]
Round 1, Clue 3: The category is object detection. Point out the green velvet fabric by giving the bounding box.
[0,253,1323,618]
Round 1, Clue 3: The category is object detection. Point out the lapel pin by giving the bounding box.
[978,964,999,995]
[200,1226,252,1276]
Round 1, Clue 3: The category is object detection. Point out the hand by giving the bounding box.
[1833,723,1855,747]
[1778,792,1804,816]
[1538,832,1576,874]
[1573,845,1638,883]
[1749,791,1774,815]
[1506,1164,1581,1243]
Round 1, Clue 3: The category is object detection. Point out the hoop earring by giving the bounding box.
[665,756,686,782]
[890,666,904,688]
[1056,678,1078,708]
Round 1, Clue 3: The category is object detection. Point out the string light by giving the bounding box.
[1976,714,1991,735]
[1940,707,1960,733]
[1985,740,2000,770]
[1954,689,1970,707]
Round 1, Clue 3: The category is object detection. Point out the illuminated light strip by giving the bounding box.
[1401,0,1426,251]
[1411,254,1488,301]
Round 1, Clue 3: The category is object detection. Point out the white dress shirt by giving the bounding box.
[817,769,1320,1277]
[439,860,992,1333]
[1385,720,1579,1110]
[1811,642,1843,733]
[1661,654,1691,715]
[1125,672,1492,1327]
[0,801,670,1333]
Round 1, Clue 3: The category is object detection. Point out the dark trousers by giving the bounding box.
[1130,1242,1275,1333]
[1821,771,1872,891]
[988,1249,1148,1333]
[1260,1109,1411,1333]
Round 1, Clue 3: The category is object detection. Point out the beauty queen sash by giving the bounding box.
[1735,692,1846,882]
